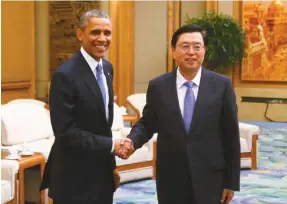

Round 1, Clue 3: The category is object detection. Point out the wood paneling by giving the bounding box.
[206,1,218,13]
[109,1,134,106]
[167,1,181,72]
[49,1,100,78]
[1,1,36,103]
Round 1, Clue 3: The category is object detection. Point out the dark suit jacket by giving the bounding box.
[128,68,240,204]
[40,51,115,201]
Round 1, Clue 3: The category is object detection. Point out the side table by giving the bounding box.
[18,153,45,204]
[2,151,45,204]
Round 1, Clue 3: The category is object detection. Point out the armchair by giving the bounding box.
[239,122,259,170]
[1,99,54,204]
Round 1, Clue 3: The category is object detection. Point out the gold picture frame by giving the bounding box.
[235,0,287,82]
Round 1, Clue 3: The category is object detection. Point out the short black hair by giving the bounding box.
[171,24,207,47]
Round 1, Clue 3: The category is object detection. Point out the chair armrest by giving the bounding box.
[1,160,19,198]
[125,100,141,122]
[239,122,259,151]
[122,114,137,126]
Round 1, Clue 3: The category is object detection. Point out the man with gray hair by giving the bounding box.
[40,9,133,204]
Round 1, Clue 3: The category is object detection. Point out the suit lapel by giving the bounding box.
[77,53,106,118]
[189,68,212,133]
[165,71,188,136]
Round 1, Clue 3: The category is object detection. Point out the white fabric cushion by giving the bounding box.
[119,167,153,183]
[240,137,249,153]
[1,160,18,202]
[1,180,12,203]
[1,102,54,145]
[241,158,251,169]
[120,127,132,137]
[112,128,132,139]
[111,103,124,131]
[112,131,123,140]
[127,93,146,117]
[239,122,259,151]
[1,160,19,176]
[8,99,46,107]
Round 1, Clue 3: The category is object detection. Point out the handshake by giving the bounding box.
[114,138,134,159]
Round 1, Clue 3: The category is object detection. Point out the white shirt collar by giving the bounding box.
[176,67,202,89]
[80,47,103,73]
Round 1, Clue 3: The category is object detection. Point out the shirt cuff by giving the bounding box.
[111,137,115,153]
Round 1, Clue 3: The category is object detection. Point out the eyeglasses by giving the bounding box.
[177,44,204,52]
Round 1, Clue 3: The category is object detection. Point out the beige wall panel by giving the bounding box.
[235,88,287,122]
[134,1,167,93]
[218,1,233,16]
[181,1,205,26]
[134,83,150,94]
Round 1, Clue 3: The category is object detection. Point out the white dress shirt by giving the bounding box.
[176,67,202,117]
[80,47,109,119]
[80,47,114,152]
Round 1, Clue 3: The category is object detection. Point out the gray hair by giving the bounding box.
[78,10,111,29]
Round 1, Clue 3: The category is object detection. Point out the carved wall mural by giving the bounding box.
[49,1,100,77]
[242,0,287,82]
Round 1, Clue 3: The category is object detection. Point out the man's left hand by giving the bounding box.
[221,189,234,204]
[113,169,121,191]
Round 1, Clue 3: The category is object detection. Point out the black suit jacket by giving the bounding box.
[40,51,115,201]
[128,68,240,204]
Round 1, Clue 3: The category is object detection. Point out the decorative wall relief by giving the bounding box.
[49,1,100,77]
[242,0,287,82]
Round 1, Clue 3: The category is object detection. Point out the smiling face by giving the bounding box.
[76,17,112,61]
[172,32,206,74]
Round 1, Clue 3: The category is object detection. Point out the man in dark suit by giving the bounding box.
[40,10,132,204]
[120,25,241,204]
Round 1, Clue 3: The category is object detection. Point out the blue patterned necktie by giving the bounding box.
[183,81,195,133]
[95,63,106,108]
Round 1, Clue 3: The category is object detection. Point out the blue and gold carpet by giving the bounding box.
[114,122,287,204]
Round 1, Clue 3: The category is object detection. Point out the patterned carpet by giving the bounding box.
[114,123,287,204]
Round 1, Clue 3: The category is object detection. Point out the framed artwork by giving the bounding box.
[240,0,287,82]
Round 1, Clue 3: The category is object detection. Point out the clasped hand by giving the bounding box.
[114,138,134,159]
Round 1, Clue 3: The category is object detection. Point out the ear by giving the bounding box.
[171,46,176,59]
[76,28,84,42]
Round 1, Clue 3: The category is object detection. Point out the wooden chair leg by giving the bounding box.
[152,141,157,179]
[40,163,45,204]
[251,134,259,170]
[13,175,18,204]
[48,198,53,204]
